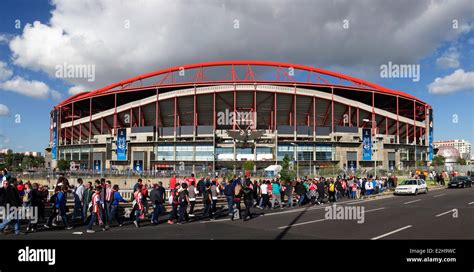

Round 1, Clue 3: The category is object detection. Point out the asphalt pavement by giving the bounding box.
[1,186,473,240]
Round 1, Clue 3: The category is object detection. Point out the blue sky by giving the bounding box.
[0,0,472,154]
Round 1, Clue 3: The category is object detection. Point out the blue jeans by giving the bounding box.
[151,203,163,223]
[287,194,293,207]
[226,196,234,215]
[82,202,89,223]
[108,204,122,225]
[73,199,83,221]
[0,217,20,234]
[298,194,306,205]
[87,211,100,230]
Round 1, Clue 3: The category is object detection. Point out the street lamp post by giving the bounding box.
[363,119,377,178]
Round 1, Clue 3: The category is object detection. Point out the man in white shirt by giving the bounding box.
[259,181,270,209]
[73,178,85,221]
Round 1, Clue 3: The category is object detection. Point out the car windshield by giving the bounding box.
[400,180,417,185]
[452,177,466,182]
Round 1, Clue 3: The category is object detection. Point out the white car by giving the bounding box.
[394,179,428,195]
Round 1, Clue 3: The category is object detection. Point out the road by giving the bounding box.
[1,186,473,240]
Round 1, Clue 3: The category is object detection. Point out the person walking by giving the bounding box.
[177,183,190,224]
[224,179,234,217]
[27,183,41,232]
[231,182,242,220]
[309,181,318,205]
[45,184,73,230]
[167,183,180,224]
[259,180,270,209]
[271,179,282,209]
[132,185,144,227]
[210,180,219,216]
[187,181,198,217]
[86,186,105,233]
[83,182,93,224]
[252,179,260,207]
[73,178,85,223]
[108,185,127,227]
[328,180,336,203]
[316,179,325,205]
[242,180,254,221]
[0,179,23,235]
[150,182,165,225]
[202,181,213,220]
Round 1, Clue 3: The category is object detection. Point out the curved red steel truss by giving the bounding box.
[56,60,427,108]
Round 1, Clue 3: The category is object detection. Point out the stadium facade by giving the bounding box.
[50,60,433,175]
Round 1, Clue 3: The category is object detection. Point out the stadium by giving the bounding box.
[50,60,433,176]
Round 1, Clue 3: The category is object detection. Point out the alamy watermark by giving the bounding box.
[0,204,38,223]
[217,109,256,126]
[55,62,95,82]
[380,61,420,82]
[18,246,55,266]
[324,204,365,224]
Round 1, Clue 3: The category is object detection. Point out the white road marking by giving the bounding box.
[277,207,385,229]
[468,202,474,205]
[433,194,446,198]
[364,207,386,213]
[72,232,83,235]
[200,218,230,223]
[371,225,413,240]
[263,206,326,216]
[278,219,327,229]
[435,209,456,217]
[404,199,422,204]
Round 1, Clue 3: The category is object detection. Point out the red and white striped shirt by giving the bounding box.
[134,191,143,211]
[105,188,113,202]
[92,192,101,213]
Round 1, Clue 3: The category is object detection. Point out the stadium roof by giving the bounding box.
[56,60,427,108]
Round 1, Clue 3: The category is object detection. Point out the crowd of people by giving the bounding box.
[0,167,403,235]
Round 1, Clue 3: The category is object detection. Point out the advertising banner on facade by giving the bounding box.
[428,108,434,161]
[362,128,372,161]
[116,128,127,161]
[93,160,101,173]
[51,110,58,160]
[133,160,143,173]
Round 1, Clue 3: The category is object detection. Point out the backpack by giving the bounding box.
[49,192,58,204]
[329,183,335,192]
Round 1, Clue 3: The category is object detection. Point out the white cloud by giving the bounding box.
[68,85,88,95]
[7,0,474,92]
[0,104,10,116]
[0,61,13,81]
[428,69,474,94]
[51,90,62,100]
[0,34,11,44]
[436,47,460,69]
[0,76,50,98]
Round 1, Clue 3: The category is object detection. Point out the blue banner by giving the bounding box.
[94,160,101,173]
[116,128,127,161]
[428,109,433,161]
[362,128,372,161]
[133,160,143,173]
[51,110,58,160]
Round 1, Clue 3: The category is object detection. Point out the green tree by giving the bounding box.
[431,155,445,167]
[280,154,296,182]
[57,159,70,171]
[415,160,425,167]
[457,158,467,165]
[242,160,254,171]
